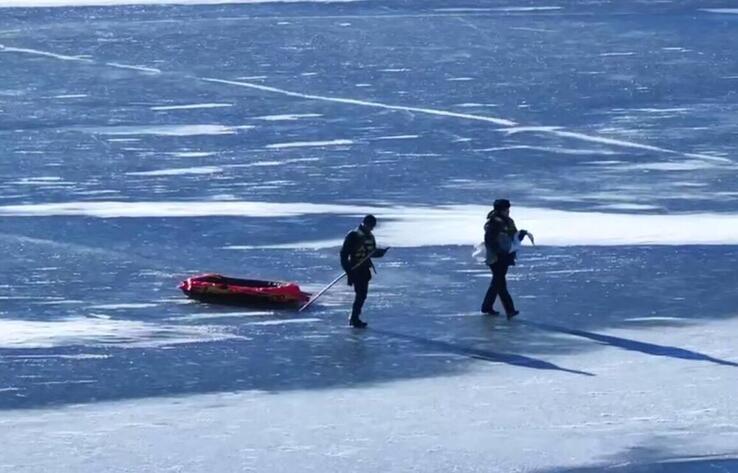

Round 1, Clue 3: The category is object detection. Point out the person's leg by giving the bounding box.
[350,277,370,326]
[481,264,499,314]
[494,263,517,316]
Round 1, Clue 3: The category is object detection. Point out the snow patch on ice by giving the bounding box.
[151,103,232,111]
[0,44,90,61]
[594,203,661,211]
[246,318,320,326]
[701,8,738,15]
[0,0,358,7]
[0,201,377,218]
[4,354,110,360]
[436,6,561,13]
[371,135,419,141]
[225,238,343,250]
[501,126,563,135]
[167,151,217,158]
[229,160,282,167]
[126,166,223,177]
[373,206,738,247]
[627,108,691,113]
[170,311,275,321]
[602,161,724,172]
[12,176,63,185]
[0,317,245,349]
[34,300,85,306]
[455,103,498,108]
[491,6,562,12]
[74,190,121,196]
[79,124,245,136]
[433,7,492,12]
[106,62,160,74]
[510,26,554,33]
[265,139,353,149]
[479,145,618,156]
[88,303,159,310]
[254,113,322,121]
[7,201,730,246]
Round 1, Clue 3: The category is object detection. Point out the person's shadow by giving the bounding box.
[371,328,595,377]
[521,321,738,368]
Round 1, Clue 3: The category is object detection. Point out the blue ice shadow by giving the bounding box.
[539,443,738,473]
[542,458,738,473]
[523,321,738,368]
[371,328,595,377]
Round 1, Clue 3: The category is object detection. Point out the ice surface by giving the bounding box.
[105,62,161,74]
[126,166,224,176]
[701,8,738,14]
[253,113,322,121]
[78,124,245,136]
[151,103,233,111]
[2,201,738,246]
[265,139,354,149]
[2,2,738,471]
[370,134,419,141]
[0,317,245,348]
[0,0,357,6]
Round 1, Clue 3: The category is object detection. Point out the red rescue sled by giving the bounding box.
[179,274,311,308]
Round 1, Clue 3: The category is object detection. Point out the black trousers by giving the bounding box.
[351,276,370,320]
[482,261,516,314]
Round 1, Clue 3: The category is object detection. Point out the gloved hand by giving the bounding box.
[346,271,354,286]
[518,229,528,241]
[373,247,389,258]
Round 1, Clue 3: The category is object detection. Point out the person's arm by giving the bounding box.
[512,216,530,243]
[372,246,389,258]
[484,219,502,254]
[340,232,356,273]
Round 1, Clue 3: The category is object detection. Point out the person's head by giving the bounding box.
[362,214,377,231]
[493,199,511,217]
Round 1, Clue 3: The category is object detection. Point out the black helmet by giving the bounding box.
[493,199,511,210]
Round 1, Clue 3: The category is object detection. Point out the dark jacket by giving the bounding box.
[484,211,518,266]
[340,225,378,279]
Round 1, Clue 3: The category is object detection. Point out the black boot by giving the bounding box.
[349,317,368,328]
[506,310,520,320]
[481,305,500,316]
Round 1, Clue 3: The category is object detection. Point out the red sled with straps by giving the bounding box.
[179,274,311,308]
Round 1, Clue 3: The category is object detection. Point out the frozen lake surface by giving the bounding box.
[1,1,738,471]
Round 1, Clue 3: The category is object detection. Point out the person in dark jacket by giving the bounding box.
[481,199,528,319]
[340,214,388,328]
